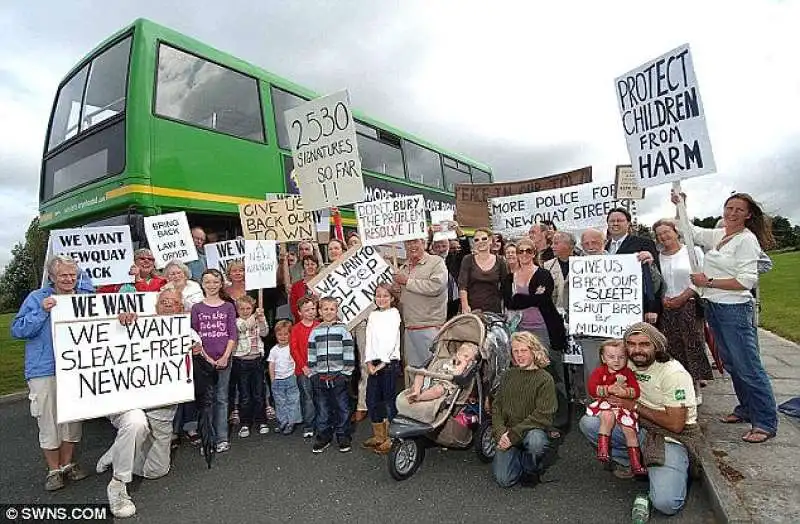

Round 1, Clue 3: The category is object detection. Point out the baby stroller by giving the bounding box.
[387,312,512,480]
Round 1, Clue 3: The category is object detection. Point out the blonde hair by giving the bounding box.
[274,319,293,334]
[457,342,479,360]
[510,331,550,369]
[598,339,626,360]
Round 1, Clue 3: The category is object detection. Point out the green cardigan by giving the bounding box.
[491,367,557,445]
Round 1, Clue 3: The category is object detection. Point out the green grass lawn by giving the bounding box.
[0,312,26,395]
[759,250,800,342]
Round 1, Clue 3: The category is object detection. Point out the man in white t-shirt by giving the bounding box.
[579,322,696,517]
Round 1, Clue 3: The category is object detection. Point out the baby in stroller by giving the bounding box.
[406,342,479,404]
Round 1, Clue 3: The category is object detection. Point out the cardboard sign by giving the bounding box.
[50,226,134,286]
[455,167,592,228]
[568,255,642,338]
[244,240,277,290]
[615,44,716,187]
[266,191,330,244]
[490,183,636,238]
[615,165,645,200]
[284,90,365,210]
[50,292,194,423]
[143,212,198,269]
[308,245,395,330]
[355,195,427,247]
[239,198,317,243]
[430,210,457,241]
[204,239,245,274]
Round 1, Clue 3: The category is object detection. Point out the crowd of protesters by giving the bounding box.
[11,189,780,519]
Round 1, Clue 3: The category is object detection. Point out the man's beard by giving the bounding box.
[629,353,655,368]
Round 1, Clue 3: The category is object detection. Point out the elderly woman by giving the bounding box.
[653,219,712,399]
[458,228,508,314]
[163,260,204,310]
[289,255,320,321]
[492,331,556,487]
[671,191,778,443]
[98,248,167,293]
[12,255,94,491]
[503,243,519,273]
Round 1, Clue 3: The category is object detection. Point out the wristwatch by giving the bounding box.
[708,278,714,288]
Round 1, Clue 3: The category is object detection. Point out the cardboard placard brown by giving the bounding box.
[238,198,317,243]
[455,167,593,228]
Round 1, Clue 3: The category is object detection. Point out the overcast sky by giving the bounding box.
[1,0,798,268]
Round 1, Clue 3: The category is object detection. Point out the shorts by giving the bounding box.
[27,376,82,449]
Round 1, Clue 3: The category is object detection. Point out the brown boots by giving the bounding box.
[362,420,392,454]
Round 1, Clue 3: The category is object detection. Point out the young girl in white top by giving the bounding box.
[268,320,303,435]
[362,283,402,454]
[233,296,269,438]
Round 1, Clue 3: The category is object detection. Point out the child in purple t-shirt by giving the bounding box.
[191,269,238,453]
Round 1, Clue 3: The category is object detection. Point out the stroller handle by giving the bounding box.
[405,366,454,382]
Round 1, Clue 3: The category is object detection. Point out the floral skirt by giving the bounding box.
[661,299,713,381]
[586,400,638,430]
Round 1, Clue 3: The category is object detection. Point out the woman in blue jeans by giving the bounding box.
[672,190,778,442]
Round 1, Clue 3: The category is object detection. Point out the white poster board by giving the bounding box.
[50,226,134,286]
[355,195,427,247]
[615,44,716,187]
[244,240,277,290]
[430,210,457,241]
[490,183,636,238]
[50,292,194,423]
[614,165,645,200]
[308,245,395,330]
[143,212,198,269]
[204,239,245,274]
[284,90,365,210]
[569,255,642,338]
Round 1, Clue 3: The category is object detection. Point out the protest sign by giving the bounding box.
[50,226,134,286]
[490,183,636,238]
[308,245,394,330]
[49,292,195,423]
[143,212,197,269]
[455,167,592,228]
[266,191,330,243]
[355,195,427,247]
[615,44,716,187]
[204,239,245,273]
[568,255,642,338]
[564,335,584,365]
[239,197,317,243]
[615,165,645,200]
[244,240,277,290]
[430,210,457,241]
[284,90,365,211]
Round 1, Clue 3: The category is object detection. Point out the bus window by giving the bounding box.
[357,132,404,179]
[155,44,265,142]
[443,158,471,192]
[402,140,443,189]
[47,67,89,150]
[271,87,308,150]
[471,168,492,184]
[82,38,131,132]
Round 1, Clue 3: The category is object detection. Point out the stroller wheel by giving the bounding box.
[475,418,496,463]
[388,439,425,481]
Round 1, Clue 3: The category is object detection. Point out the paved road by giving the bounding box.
[0,400,714,522]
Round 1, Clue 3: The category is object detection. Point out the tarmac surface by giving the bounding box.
[0,399,715,523]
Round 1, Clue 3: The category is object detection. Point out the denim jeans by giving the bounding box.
[312,374,351,442]
[213,365,232,444]
[297,374,316,433]
[492,428,549,488]
[172,402,198,435]
[366,361,399,423]
[579,415,689,516]
[272,376,302,427]
[233,358,266,427]
[705,301,778,435]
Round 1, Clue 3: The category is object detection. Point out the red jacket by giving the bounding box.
[289,280,309,321]
[290,320,319,376]
[97,276,167,294]
[587,364,640,400]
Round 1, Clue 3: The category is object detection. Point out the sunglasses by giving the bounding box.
[137,257,155,262]
[518,248,534,254]
[474,237,489,242]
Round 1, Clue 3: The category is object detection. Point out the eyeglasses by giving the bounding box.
[474,237,488,242]
[518,248,534,254]
[137,257,155,262]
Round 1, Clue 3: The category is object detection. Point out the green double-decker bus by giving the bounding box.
[39,18,492,243]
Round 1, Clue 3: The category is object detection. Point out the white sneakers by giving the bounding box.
[107,478,136,518]
[238,426,251,438]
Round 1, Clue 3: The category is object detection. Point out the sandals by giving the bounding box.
[742,428,775,444]
[720,414,746,424]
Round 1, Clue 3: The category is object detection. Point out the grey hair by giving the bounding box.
[164,259,191,279]
[134,248,154,259]
[581,228,606,244]
[46,255,79,280]
[553,231,576,248]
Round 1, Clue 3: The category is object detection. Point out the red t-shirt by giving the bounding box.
[290,320,319,376]
[587,364,641,400]
[97,276,167,294]
[289,280,309,321]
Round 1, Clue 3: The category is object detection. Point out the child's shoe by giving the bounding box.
[362,422,382,449]
[229,409,240,426]
[258,424,270,435]
[628,447,648,476]
[216,441,231,453]
[312,438,331,453]
[338,437,352,453]
[597,434,611,463]
[238,426,250,438]
[281,424,294,436]
[303,428,314,438]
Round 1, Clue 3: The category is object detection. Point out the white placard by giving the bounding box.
[308,245,395,330]
[569,255,642,338]
[50,226,134,286]
[614,165,645,200]
[430,210,457,241]
[204,239,245,274]
[245,240,277,290]
[355,195,427,247]
[284,90,365,210]
[564,335,584,365]
[490,183,636,238]
[143,212,198,269]
[615,44,716,188]
[50,293,194,423]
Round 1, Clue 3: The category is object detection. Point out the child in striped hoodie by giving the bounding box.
[307,297,356,453]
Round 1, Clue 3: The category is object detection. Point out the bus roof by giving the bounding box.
[61,18,492,174]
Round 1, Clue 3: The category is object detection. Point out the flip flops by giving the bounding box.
[742,428,775,444]
[720,414,746,424]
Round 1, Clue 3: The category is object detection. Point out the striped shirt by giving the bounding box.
[307,322,355,376]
